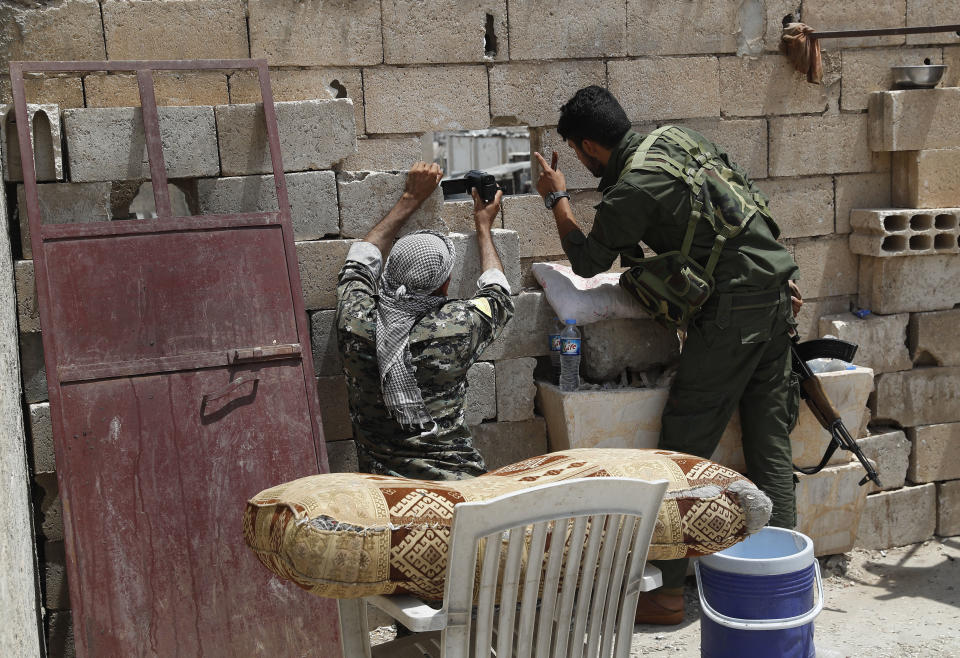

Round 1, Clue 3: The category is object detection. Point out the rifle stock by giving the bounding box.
[790,337,882,488]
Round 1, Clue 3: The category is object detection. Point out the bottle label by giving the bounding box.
[549,334,562,351]
[561,338,581,355]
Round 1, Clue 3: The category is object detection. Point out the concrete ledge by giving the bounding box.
[869,88,960,151]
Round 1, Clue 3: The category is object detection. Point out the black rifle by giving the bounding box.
[791,336,883,488]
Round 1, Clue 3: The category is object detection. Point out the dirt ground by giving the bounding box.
[370,537,960,657]
[630,536,960,657]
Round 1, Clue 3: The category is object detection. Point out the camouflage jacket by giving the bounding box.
[561,128,799,292]
[336,242,514,481]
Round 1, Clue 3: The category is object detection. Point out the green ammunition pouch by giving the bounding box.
[618,126,771,328]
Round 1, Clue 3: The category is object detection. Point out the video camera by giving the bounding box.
[440,170,499,203]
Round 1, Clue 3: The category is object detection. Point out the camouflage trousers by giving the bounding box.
[653,286,800,589]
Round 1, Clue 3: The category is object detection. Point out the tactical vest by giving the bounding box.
[618,126,772,328]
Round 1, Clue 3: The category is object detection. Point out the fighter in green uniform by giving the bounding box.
[535,86,803,624]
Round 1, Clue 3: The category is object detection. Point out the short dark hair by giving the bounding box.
[557,86,631,149]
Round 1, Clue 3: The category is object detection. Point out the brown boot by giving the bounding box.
[634,588,684,626]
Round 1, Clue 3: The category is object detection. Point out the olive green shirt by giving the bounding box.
[561,129,799,292]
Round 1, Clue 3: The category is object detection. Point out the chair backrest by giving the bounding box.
[439,477,669,658]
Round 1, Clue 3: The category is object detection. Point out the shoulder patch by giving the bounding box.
[468,297,493,319]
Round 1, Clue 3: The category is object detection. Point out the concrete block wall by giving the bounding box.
[3,2,960,653]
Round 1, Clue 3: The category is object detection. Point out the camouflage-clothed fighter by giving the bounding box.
[336,162,513,481]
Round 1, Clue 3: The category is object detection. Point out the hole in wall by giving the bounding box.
[432,128,531,199]
[124,181,192,219]
[32,111,56,181]
[484,14,498,57]
[329,79,348,99]
[924,57,932,65]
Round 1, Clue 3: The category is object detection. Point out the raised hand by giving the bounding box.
[472,187,504,232]
[403,161,444,205]
[534,150,567,199]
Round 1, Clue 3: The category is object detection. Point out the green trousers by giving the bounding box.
[653,288,800,588]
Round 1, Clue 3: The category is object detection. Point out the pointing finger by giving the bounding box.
[534,151,550,171]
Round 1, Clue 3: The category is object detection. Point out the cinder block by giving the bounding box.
[905,0,960,45]
[713,366,874,473]
[102,0,247,59]
[325,439,358,474]
[310,310,341,378]
[215,99,357,176]
[937,480,960,536]
[29,402,54,474]
[850,208,960,257]
[481,292,555,360]
[769,114,874,176]
[383,0,507,64]
[46,611,74,658]
[442,200,485,235]
[14,260,38,333]
[856,483,936,550]
[857,429,911,493]
[20,333,46,404]
[608,58,720,122]
[719,55,828,116]
[447,230,522,300]
[892,150,960,209]
[1,104,63,182]
[17,182,111,259]
[248,0,383,66]
[0,75,84,109]
[465,362,496,426]
[869,88,960,151]
[83,71,230,108]
[536,381,670,452]
[63,106,218,182]
[471,418,548,471]
[819,312,912,374]
[495,358,536,422]
[197,171,339,241]
[501,194,564,258]
[792,236,859,298]
[761,176,834,239]
[337,170,444,239]
[489,61,605,127]
[910,309,960,367]
[841,48,942,111]
[802,0,906,49]
[580,319,679,382]
[0,0,105,62]
[796,295,855,341]
[626,0,738,55]
[229,68,366,134]
[906,423,960,483]
[337,138,423,173]
[43,541,68,611]
[636,118,768,181]
[835,173,891,234]
[529,128,597,191]
[508,0,625,60]
[297,240,357,311]
[363,66,489,134]
[875,367,960,426]
[796,461,871,556]
[317,376,352,443]
[858,254,960,313]
[34,472,62,542]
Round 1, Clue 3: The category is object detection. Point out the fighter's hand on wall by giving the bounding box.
[472,187,504,232]
[789,280,803,317]
[534,151,566,198]
[402,161,444,206]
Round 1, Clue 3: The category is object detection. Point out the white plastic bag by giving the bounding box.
[531,262,651,325]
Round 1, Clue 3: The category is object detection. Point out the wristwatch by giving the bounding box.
[544,190,570,209]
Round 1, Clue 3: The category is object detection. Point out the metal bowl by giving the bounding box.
[891,65,946,89]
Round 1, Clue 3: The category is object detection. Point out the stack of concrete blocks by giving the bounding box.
[4,0,960,652]
[829,86,960,551]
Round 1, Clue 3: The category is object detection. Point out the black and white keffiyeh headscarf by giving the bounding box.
[376,230,457,429]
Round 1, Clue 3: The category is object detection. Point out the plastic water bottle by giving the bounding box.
[559,319,581,392]
[548,318,563,383]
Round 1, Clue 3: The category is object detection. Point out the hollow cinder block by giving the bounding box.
[850,207,960,257]
[1,103,63,183]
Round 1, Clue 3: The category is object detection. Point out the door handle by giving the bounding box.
[230,343,302,363]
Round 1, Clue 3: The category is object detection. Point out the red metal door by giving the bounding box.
[12,60,342,657]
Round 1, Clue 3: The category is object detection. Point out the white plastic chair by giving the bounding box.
[337,476,668,658]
